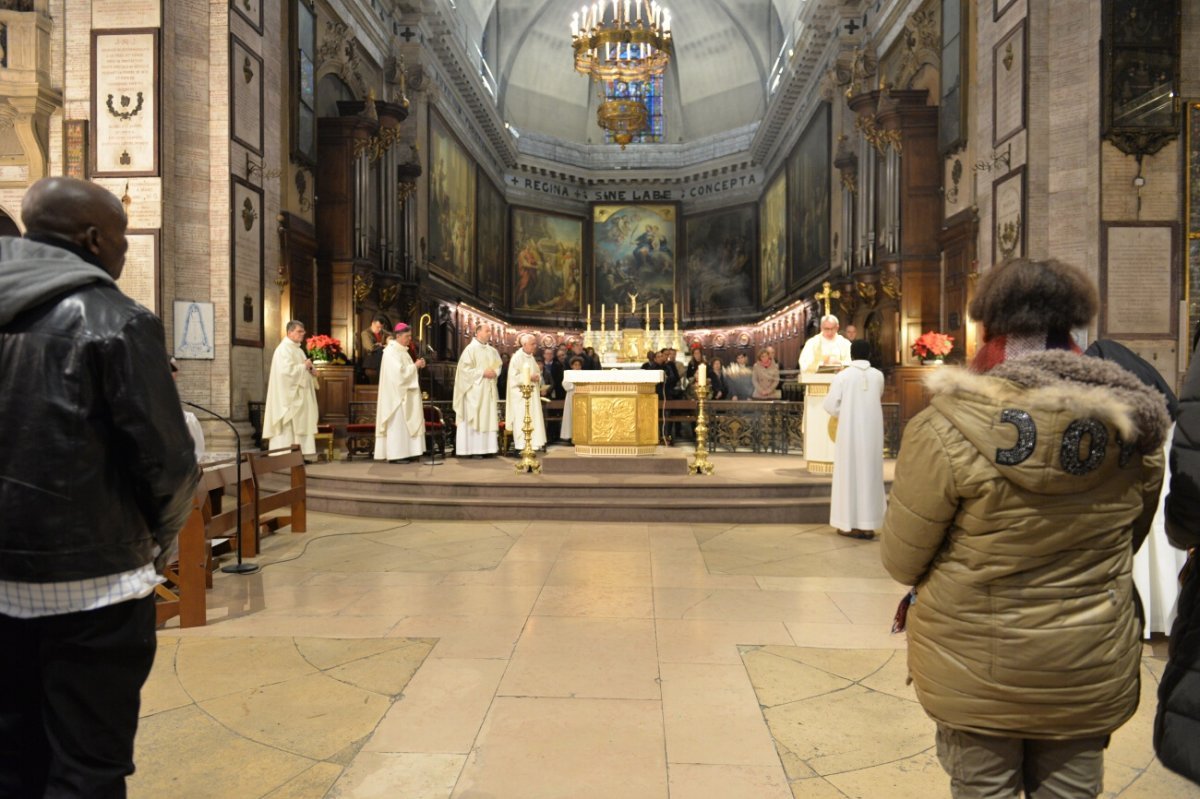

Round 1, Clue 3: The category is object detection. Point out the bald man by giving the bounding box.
[0,177,198,795]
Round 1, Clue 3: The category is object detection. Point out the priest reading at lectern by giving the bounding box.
[798,314,852,373]
[506,332,547,452]
[453,323,502,458]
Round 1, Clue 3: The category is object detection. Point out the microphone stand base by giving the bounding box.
[221,562,262,575]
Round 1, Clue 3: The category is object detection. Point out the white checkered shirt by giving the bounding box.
[0,564,162,619]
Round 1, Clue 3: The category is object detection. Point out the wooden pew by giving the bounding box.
[155,459,255,628]
[250,446,307,553]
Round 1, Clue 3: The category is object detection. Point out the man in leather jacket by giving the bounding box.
[0,177,199,796]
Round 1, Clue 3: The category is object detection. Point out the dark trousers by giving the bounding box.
[0,595,157,799]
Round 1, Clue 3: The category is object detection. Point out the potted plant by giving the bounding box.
[305,334,347,365]
[911,331,954,365]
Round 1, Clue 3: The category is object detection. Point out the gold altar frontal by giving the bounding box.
[571,381,660,455]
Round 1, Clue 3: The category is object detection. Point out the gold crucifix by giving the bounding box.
[814,281,840,317]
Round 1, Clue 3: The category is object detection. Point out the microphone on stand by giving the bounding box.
[183,401,261,575]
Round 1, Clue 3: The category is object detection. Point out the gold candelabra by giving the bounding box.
[688,385,714,475]
[514,383,542,474]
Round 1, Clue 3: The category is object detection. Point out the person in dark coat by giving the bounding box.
[1156,339,1200,787]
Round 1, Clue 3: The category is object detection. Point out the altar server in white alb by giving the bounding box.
[262,320,319,456]
[506,332,547,451]
[375,322,426,463]
[453,323,502,457]
[799,314,852,373]
[823,339,886,540]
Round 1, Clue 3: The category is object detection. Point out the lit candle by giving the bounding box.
[587,303,592,327]
[659,304,664,330]
[645,304,650,328]
[636,0,642,22]
[624,0,630,25]
[614,303,619,325]
[521,363,531,385]
[600,304,605,331]
[698,363,706,387]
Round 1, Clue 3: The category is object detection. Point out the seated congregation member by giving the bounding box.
[881,258,1167,799]
[561,356,585,442]
[584,346,600,369]
[724,352,754,399]
[708,358,728,400]
[505,332,547,452]
[685,345,706,382]
[453,323,502,458]
[1156,332,1200,787]
[823,340,885,540]
[751,349,780,399]
[374,323,426,463]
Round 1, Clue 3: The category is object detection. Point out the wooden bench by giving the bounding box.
[249,446,307,554]
[156,459,255,628]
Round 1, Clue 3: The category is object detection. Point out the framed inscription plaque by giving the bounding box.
[230,0,263,35]
[993,21,1026,148]
[116,229,160,313]
[91,30,159,177]
[230,35,264,156]
[1101,222,1179,338]
[992,165,1025,265]
[231,175,265,348]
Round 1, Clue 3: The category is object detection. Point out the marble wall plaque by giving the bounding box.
[230,35,263,155]
[116,230,159,313]
[93,177,162,228]
[993,22,1026,147]
[1105,224,1175,337]
[231,176,264,347]
[91,30,158,176]
[92,0,161,29]
[992,166,1024,265]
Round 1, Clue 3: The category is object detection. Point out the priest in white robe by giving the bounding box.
[453,323,502,457]
[799,314,852,373]
[375,323,427,463]
[823,340,886,539]
[262,320,319,456]
[505,332,547,451]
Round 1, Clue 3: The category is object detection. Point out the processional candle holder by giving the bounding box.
[688,385,715,476]
[514,383,542,474]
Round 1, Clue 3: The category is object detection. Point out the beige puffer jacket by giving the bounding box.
[882,351,1167,739]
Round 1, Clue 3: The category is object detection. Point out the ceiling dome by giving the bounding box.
[465,0,787,145]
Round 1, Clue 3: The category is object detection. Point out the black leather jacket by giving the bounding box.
[0,236,198,582]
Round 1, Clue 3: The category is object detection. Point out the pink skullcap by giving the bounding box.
[394,322,410,333]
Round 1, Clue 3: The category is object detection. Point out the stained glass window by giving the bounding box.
[602,45,665,145]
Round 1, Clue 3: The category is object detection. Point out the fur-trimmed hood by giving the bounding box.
[923,351,1170,494]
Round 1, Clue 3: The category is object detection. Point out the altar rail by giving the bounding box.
[348,399,901,458]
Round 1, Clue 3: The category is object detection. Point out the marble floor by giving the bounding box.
[137,513,1198,798]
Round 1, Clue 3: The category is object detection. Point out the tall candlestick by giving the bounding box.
[614,304,619,327]
[600,304,605,331]
[587,303,592,328]
[659,304,664,330]
[645,304,650,328]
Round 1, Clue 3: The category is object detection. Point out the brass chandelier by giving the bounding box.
[571,0,673,148]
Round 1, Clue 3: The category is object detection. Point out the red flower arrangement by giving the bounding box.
[911,331,954,361]
[305,334,347,364]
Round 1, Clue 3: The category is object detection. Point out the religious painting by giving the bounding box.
[428,111,476,290]
[231,175,264,347]
[683,204,756,322]
[476,171,507,308]
[592,203,677,316]
[174,300,215,360]
[759,170,787,306]
[788,104,830,288]
[511,207,584,317]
